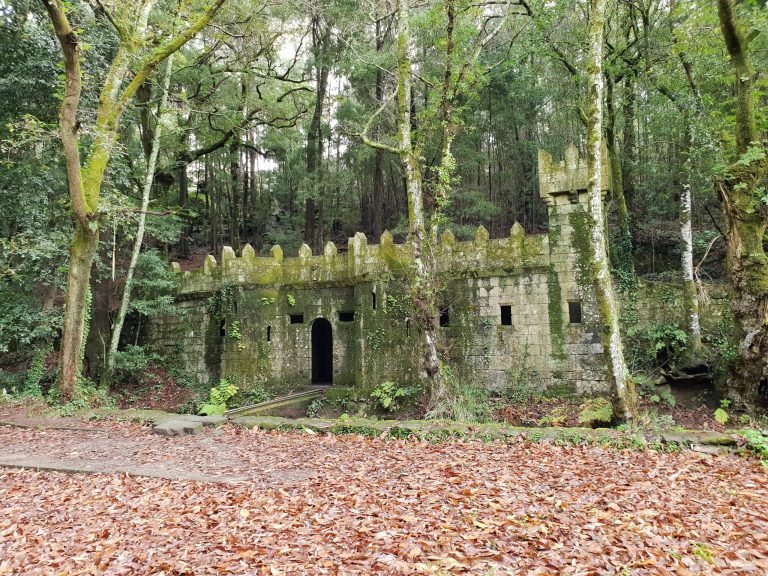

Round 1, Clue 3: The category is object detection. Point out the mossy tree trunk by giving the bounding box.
[716,0,768,406]
[44,0,227,401]
[585,0,636,420]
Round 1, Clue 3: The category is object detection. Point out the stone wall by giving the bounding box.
[145,145,729,400]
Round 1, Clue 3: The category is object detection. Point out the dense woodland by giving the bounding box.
[1,0,768,416]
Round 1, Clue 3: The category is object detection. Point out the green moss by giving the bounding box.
[548,208,561,248]
[547,268,565,359]
[568,209,593,290]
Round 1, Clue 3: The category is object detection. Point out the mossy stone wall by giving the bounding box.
[147,146,731,400]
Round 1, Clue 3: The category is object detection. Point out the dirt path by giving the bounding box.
[1,408,768,574]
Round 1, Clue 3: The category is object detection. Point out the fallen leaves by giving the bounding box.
[0,424,766,574]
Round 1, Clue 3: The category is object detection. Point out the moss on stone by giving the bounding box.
[548,268,565,359]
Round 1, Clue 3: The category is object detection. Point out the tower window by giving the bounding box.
[500,305,512,326]
[568,301,582,324]
[219,319,226,337]
[372,292,377,310]
[267,326,271,342]
[339,311,354,322]
[289,314,304,324]
[439,306,450,327]
[406,319,410,337]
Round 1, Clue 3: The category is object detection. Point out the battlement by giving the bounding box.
[173,223,550,295]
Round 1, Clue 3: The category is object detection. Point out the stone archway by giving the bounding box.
[311,318,333,384]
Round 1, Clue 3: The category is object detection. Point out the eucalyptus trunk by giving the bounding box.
[585,0,635,420]
[105,55,174,382]
[396,0,441,391]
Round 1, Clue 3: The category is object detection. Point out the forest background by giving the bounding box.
[1,0,767,416]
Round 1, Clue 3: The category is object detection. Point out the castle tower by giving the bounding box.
[538,143,611,394]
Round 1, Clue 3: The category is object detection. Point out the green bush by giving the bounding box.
[578,397,613,427]
[198,379,239,416]
[370,380,420,412]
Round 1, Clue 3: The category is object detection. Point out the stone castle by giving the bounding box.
[146,146,721,397]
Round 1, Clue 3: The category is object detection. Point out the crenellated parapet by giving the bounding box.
[175,223,549,295]
[538,142,611,206]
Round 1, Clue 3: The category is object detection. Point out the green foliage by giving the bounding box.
[286,294,296,307]
[128,251,179,318]
[306,397,325,418]
[713,408,728,425]
[740,429,768,462]
[370,380,420,412]
[578,397,613,427]
[633,375,676,408]
[53,378,115,416]
[503,342,539,403]
[207,284,237,321]
[198,379,239,416]
[426,365,491,423]
[228,320,241,341]
[626,324,688,369]
[691,542,715,565]
[713,399,731,426]
[235,385,272,407]
[112,345,159,374]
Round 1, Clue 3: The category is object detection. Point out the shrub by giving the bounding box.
[578,397,613,427]
[198,379,239,416]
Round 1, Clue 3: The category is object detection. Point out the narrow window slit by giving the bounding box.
[372,292,377,310]
[439,306,450,327]
[267,326,271,342]
[568,301,582,324]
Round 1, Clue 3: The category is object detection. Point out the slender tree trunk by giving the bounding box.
[605,72,633,278]
[396,0,440,391]
[229,139,242,249]
[680,143,702,356]
[304,18,331,254]
[105,54,174,382]
[586,0,635,420]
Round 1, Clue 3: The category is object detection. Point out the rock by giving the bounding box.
[153,419,204,436]
[661,430,737,447]
[173,415,226,427]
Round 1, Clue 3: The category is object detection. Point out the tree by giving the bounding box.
[715,0,768,406]
[584,0,635,420]
[43,0,227,400]
[357,0,516,410]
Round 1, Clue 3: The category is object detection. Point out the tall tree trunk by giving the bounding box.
[716,0,768,406]
[586,0,635,420]
[395,0,440,392]
[105,54,174,382]
[229,139,242,249]
[680,138,702,357]
[304,18,331,254]
[605,72,634,279]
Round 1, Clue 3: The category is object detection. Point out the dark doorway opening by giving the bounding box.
[311,318,333,384]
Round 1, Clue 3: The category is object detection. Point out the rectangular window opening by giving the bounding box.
[568,301,582,324]
[289,314,304,324]
[219,319,226,337]
[267,326,271,342]
[406,319,410,337]
[372,292,377,310]
[439,306,450,327]
[339,311,355,322]
[500,305,512,326]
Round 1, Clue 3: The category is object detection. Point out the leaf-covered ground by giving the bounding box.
[0,422,767,574]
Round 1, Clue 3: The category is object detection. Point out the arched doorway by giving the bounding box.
[311,318,333,384]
